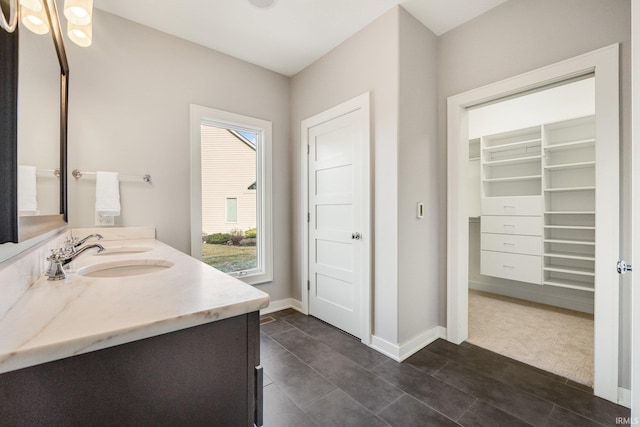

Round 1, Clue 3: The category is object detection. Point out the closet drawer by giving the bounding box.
[481,216,542,236]
[481,233,541,256]
[481,196,542,216]
[481,251,542,284]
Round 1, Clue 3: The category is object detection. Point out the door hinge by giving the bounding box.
[307,212,310,223]
[307,280,310,290]
[307,144,310,155]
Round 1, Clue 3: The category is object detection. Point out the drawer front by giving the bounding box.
[481,196,542,216]
[481,233,542,256]
[481,216,541,236]
[481,251,542,284]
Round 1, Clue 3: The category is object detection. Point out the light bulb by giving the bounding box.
[64,0,92,26]
[20,4,49,35]
[19,0,42,12]
[67,20,92,47]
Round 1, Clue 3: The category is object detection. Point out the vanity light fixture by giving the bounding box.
[67,20,91,47]
[0,0,18,33]
[20,0,41,12]
[20,1,49,35]
[63,0,92,25]
[63,0,92,47]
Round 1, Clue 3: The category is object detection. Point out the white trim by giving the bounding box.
[619,387,632,409]
[469,280,594,314]
[300,92,372,344]
[632,1,640,419]
[260,298,304,316]
[370,326,446,362]
[189,104,273,286]
[447,44,620,402]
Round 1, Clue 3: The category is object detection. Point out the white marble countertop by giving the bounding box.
[0,233,269,374]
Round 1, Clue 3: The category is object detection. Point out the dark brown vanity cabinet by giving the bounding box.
[0,312,263,426]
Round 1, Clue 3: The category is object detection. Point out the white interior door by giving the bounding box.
[303,94,370,339]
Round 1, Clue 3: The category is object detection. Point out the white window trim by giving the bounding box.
[190,104,273,285]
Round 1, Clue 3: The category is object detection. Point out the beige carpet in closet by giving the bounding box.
[467,289,594,387]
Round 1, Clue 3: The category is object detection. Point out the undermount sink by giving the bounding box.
[77,259,174,278]
[93,246,152,256]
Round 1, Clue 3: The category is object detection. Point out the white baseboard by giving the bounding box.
[370,326,446,362]
[469,280,594,314]
[260,298,303,315]
[618,387,631,408]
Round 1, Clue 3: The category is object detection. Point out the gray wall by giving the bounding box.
[397,8,439,343]
[65,10,292,301]
[290,8,401,343]
[437,0,631,387]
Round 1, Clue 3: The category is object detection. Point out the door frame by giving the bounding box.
[446,44,620,401]
[631,1,639,418]
[300,92,372,344]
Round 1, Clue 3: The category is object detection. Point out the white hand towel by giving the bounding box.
[95,171,121,216]
[18,165,38,215]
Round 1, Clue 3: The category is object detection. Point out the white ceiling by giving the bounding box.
[94,0,509,76]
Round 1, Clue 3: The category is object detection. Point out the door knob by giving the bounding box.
[617,260,632,274]
[352,232,361,240]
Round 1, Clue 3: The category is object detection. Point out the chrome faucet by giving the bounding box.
[70,233,103,250]
[45,243,105,281]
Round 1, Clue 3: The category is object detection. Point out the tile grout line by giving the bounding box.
[265,316,401,423]
[454,397,478,423]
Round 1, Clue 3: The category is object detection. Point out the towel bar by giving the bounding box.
[72,169,151,183]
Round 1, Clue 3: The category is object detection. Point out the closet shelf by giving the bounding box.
[544,251,595,261]
[545,138,595,152]
[483,155,542,167]
[544,279,595,292]
[544,265,595,277]
[544,161,595,171]
[544,186,595,192]
[483,175,542,183]
[544,211,595,215]
[482,138,541,153]
[544,238,595,246]
[544,225,595,230]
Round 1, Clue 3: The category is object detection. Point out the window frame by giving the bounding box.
[190,104,273,285]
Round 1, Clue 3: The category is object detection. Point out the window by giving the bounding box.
[190,105,273,285]
[225,198,238,223]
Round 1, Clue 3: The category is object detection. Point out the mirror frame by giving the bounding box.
[0,0,69,243]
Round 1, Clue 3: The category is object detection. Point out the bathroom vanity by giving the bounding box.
[0,228,269,426]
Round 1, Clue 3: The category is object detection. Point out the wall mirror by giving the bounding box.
[0,0,68,245]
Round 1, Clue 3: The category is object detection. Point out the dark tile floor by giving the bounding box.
[260,309,630,427]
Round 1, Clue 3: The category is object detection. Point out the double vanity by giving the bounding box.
[0,227,269,426]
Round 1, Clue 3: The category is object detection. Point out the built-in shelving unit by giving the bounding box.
[481,126,542,198]
[478,115,597,292]
[479,126,543,285]
[542,115,596,292]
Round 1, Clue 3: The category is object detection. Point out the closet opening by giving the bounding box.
[446,44,620,403]
[467,76,595,387]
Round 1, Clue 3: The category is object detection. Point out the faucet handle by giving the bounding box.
[45,249,68,280]
[47,248,64,261]
[64,237,79,251]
